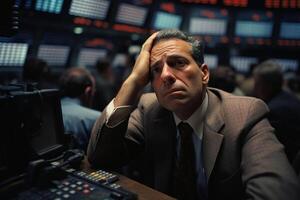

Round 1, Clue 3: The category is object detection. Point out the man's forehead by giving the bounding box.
[152,38,191,48]
[151,39,192,58]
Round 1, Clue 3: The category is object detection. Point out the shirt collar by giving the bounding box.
[173,92,208,139]
[62,97,81,105]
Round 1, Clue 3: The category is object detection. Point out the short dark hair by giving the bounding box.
[152,29,205,65]
[95,59,111,73]
[59,67,93,97]
[253,60,283,94]
[23,58,49,81]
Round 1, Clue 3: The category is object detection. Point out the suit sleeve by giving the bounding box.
[87,98,146,169]
[241,99,300,200]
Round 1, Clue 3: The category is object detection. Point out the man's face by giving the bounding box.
[150,39,209,118]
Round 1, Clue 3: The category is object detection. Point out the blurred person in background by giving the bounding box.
[92,59,117,111]
[208,65,244,96]
[239,63,258,96]
[59,67,101,152]
[22,58,56,89]
[283,71,300,100]
[253,60,300,163]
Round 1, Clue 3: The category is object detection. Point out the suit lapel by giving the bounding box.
[152,109,176,193]
[203,89,225,180]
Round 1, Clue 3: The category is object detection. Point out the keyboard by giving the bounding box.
[16,170,137,200]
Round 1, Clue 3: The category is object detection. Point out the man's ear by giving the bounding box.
[82,86,93,107]
[200,63,209,84]
[84,86,93,97]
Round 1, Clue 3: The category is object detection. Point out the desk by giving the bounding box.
[81,158,176,200]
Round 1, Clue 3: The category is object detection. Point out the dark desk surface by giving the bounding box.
[81,158,176,200]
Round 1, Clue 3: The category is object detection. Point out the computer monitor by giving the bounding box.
[77,48,107,68]
[152,11,182,30]
[0,88,66,186]
[188,7,228,35]
[37,44,70,67]
[0,42,28,67]
[230,56,258,73]
[279,13,300,39]
[235,11,274,38]
[69,0,111,20]
[115,2,148,26]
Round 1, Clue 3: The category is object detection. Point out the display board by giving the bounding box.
[0,43,28,66]
[69,0,111,20]
[152,2,183,30]
[188,7,228,35]
[280,13,300,39]
[37,44,70,66]
[235,10,273,38]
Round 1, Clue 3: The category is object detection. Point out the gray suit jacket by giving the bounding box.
[88,88,300,199]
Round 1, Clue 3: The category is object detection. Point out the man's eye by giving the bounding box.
[171,59,186,68]
[151,66,161,75]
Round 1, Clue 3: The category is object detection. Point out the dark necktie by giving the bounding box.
[174,122,197,200]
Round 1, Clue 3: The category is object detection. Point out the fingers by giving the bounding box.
[141,32,159,52]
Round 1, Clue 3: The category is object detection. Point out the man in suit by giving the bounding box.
[253,60,300,163]
[87,30,300,199]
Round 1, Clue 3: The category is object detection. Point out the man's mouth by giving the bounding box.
[165,88,183,96]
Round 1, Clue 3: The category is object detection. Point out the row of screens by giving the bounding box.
[0,42,298,73]
[0,42,106,68]
[17,0,300,39]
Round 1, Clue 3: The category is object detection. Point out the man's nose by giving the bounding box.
[161,64,176,86]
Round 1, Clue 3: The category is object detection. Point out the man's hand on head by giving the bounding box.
[114,32,158,107]
[129,32,158,89]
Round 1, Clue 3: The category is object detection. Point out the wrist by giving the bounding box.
[114,76,144,107]
[127,73,148,90]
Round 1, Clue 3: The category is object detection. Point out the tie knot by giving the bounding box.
[178,122,193,138]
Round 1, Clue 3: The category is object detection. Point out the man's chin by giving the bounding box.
[161,98,189,111]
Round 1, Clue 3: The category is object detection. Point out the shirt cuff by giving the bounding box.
[105,99,133,128]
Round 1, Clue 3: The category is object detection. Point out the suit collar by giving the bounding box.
[203,89,225,180]
[205,89,225,133]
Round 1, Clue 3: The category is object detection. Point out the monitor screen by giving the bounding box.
[115,3,148,26]
[35,0,64,14]
[69,0,111,20]
[37,45,70,66]
[190,18,226,35]
[0,89,66,185]
[153,11,182,29]
[112,53,127,68]
[230,56,258,73]
[0,42,28,66]
[280,22,300,39]
[279,13,300,39]
[235,21,273,38]
[151,2,183,30]
[272,58,298,72]
[235,11,274,38]
[204,54,218,69]
[77,48,107,68]
[188,7,228,35]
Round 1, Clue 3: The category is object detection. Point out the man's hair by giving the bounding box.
[253,59,283,94]
[95,59,111,74]
[23,58,49,81]
[152,29,205,65]
[59,67,93,97]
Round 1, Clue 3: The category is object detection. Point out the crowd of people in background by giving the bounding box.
[2,46,299,177]
[209,60,300,167]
